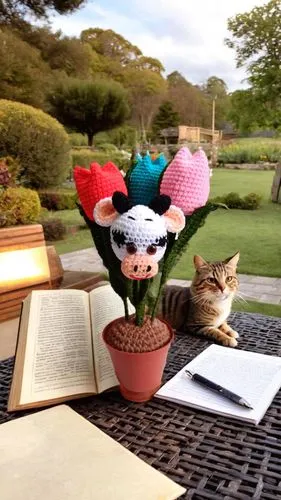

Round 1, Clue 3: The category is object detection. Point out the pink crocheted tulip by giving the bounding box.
[160,147,210,214]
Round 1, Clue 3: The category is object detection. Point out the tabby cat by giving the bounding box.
[160,252,240,347]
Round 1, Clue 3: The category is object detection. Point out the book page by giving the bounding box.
[156,345,281,424]
[0,405,185,500]
[20,290,97,405]
[89,285,135,394]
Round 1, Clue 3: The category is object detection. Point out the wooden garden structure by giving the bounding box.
[271,165,281,204]
[160,126,222,145]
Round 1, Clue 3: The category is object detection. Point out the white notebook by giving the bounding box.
[155,345,281,425]
[0,405,186,500]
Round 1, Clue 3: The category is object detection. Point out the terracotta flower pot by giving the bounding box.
[103,318,173,403]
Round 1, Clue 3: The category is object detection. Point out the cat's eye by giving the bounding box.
[226,276,233,282]
[207,277,216,284]
[147,244,157,255]
[126,243,137,255]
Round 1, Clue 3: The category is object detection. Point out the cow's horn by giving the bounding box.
[112,191,132,214]
[149,195,171,215]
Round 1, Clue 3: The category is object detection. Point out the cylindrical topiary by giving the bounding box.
[0,186,41,226]
[0,99,71,188]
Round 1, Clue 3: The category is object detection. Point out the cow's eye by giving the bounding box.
[126,243,137,254]
[147,244,157,255]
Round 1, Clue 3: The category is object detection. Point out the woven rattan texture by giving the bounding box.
[1,312,281,499]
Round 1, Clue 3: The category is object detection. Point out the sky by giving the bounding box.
[50,0,267,91]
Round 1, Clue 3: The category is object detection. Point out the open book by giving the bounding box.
[8,284,134,412]
[0,405,186,500]
[155,344,281,425]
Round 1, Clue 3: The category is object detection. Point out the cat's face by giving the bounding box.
[192,253,240,302]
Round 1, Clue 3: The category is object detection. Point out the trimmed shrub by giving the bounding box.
[68,133,88,147]
[71,149,130,172]
[0,186,41,225]
[97,143,119,152]
[41,218,67,241]
[0,99,71,188]
[223,192,244,209]
[243,193,262,210]
[38,189,78,210]
[0,156,21,184]
[211,192,262,210]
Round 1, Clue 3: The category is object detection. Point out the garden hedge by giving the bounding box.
[0,99,71,188]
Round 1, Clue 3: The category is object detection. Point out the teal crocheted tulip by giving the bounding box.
[128,153,167,205]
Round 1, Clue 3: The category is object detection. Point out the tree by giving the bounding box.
[201,76,230,128]
[226,0,281,128]
[124,69,167,142]
[167,71,211,127]
[0,0,86,27]
[152,101,180,137]
[49,79,130,146]
[45,37,92,78]
[228,89,269,134]
[0,29,51,109]
[80,27,166,139]
[16,25,93,80]
[127,56,164,74]
[81,28,142,65]
[202,76,228,99]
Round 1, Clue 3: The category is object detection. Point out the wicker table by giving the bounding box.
[1,312,281,499]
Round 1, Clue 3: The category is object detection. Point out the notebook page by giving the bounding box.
[0,405,186,500]
[156,345,281,424]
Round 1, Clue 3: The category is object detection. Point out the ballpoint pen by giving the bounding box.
[185,370,253,409]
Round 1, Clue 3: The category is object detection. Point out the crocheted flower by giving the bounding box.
[128,153,167,206]
[160,147,210,215]
[74,162,127,221]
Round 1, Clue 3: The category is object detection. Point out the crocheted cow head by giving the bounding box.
[94,192,185,280]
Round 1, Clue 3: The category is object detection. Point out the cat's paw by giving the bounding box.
[222,336,238,348]
[227,329,239,339]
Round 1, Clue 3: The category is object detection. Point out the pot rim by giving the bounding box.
[102,316,174,356]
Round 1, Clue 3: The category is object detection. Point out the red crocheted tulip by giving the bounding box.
[74,162,127,220]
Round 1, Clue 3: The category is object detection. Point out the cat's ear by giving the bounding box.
[193,255,208,270]
[224,251,240,269]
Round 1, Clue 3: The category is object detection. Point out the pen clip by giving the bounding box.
[185,370,193,379]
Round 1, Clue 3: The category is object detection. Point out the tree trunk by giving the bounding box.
[140,115,147,144]
[87,133,94,147]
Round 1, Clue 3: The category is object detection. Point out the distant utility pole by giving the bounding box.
[211,95,217,169]
[211,96,216,141]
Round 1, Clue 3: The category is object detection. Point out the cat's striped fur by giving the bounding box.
[160,252,240,347]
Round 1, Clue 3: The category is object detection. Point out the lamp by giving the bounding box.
[0,246,50,292]
[0,225,51,322]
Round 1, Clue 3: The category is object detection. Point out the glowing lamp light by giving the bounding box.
[0,246,50,292]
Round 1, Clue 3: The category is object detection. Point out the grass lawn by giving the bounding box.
[232,300,281,318]
[51,169,281,279]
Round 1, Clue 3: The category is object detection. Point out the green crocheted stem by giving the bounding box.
[123,297,129,321]
[151,203,219,319]
[130,279,151,326]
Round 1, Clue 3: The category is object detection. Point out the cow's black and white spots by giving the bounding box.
[94,192,185,280]
[110,205,168,263]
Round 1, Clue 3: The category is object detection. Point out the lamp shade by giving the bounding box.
[0,224,51,322]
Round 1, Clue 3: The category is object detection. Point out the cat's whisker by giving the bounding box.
[235,293,249,304]
[191,293,209,304]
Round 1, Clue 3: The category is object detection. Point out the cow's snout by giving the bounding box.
[121,254,158,280]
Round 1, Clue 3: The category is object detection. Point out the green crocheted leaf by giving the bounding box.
[150,203,219,318]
